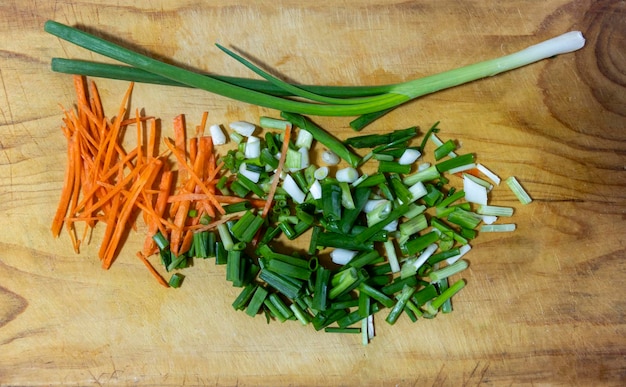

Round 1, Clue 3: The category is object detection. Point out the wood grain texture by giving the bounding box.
[0,0,624,385]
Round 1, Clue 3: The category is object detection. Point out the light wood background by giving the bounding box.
[0,0,624,385]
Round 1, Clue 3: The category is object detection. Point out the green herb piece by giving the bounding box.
[506,176,533,205]
[168,273,184,288]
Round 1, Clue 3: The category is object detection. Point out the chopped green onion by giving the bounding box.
[386,285,416,325]
[428,260,469,282]
[434,139,457,160]
[424,279,466,315]
[506,176,533,205]
[245,286,269,317]
[480,224,516,232]
[447,207,482,230]
[436,153,475,173]
[232,284,257,311]
[476,204,514,217]
[222,201,253,214]
[378,160,411,174]
[325,327,361,334]
[168,273,184,288]
[383,240,401,273]
[259,116,290,130]
[403,165,441,186]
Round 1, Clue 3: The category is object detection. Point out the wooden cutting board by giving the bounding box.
[1,0,624,385]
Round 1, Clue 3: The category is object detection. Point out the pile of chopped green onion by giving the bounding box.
[154,114,532,344]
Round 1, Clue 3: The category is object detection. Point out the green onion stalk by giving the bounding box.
[45,20,585,129]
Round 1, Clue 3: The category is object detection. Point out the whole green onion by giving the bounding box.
[45,20,585,128]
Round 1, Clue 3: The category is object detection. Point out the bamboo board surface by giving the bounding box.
[0,0,624,385]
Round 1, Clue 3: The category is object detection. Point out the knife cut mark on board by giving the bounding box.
[0,284,28,330]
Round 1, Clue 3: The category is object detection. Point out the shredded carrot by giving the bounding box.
[137,252,170,288]
[54,79,273,286]
[262,124,292,219]
[102,160,162,269]
[51,135,77,237]
[455,168,481,178]
[164,138,225,215]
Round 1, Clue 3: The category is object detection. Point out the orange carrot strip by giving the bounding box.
[137,252,170,288]
[98,167,124,260]
[262,124,292,219]
[164,138,224,215]
[147,118,156,160]
[189,137,198,166]
[179,230,194,256]
[143,170,173,255]
[77,156,142,216]
[196,111,208,137]
[89,79,104,122]
[187,213,241,232]
[51,135,76,237]
[73,75,89,131]
[135,108,143,170]
[170,200,191,256]
[102,160,162,269]
[455,168,481,178]
[173,114,186,157]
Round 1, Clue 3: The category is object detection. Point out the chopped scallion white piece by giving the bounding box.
[330,248,358,265]
[298,147,310,170]
[314,166,329,180]
[239,162,260,183]
[244,135,261,159]
[418,162,432,172]
[445,244,471,265]
[481,215,498,224]
[506,176,532,204]
[366,201,392,226]
[361,318,369,346]
[463,174,488,205]
[408,181,428,202]
[336,167,359,183]
[229,131,244,144]
[398,148,422,165]
[480,224,516,232]
[447,163,476,175]
[351,173,369,187]
[229,121,256,137]
[383,240,400,273]
[295,129,314,150]
[285,148,302,171]
[383,219,398,232]
[209,124,227,145]
[464,173,493,191]
[477,163,501,185]
[282,174,306,203]
[367,314,375,340]
[321,150,340,165]
[363,199,389,213]
[309,179,322,200]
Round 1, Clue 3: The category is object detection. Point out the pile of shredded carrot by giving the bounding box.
[51,76,280,287]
